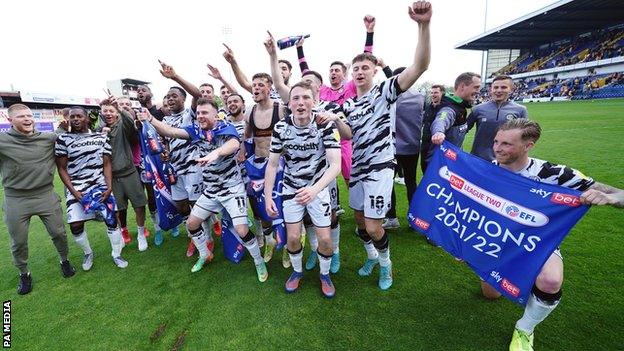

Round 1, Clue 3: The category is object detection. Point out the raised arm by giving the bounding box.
[296,37,310,74]
[207,63,238,96]
[265,31,290,103]
[396,1,431,92]
[137,109,189,140]
[223,43,253,94]
[363,15,376,53]
[159,60,202,110]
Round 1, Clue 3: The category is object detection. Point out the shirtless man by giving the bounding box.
[239,72,287,263]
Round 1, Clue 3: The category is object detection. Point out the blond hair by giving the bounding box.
[498,119,542,142]
[7,103,31,117]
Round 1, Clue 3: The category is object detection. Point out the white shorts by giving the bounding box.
[66,195,118,224]
[171,172,203,202]
[191,185,248,226]
[328,179,338,211]
[349,168,393,219]
[283,187,332,227]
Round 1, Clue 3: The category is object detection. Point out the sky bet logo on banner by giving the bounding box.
[408,142,589,305]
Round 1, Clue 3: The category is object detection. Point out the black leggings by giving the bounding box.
[387,154,419,219]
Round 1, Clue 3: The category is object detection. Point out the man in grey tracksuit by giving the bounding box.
[1,104,76,295]
[467,75,528,161]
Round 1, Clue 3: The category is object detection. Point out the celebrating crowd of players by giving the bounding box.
[2,2,623,350]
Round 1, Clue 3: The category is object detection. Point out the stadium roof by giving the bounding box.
[456,0,624,50]
[120,78,150,85]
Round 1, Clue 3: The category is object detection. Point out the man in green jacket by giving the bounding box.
[100,98,148,251]
[1,103,76,295]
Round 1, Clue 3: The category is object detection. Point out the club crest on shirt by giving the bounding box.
[308,126,318,137]
[505,113,518,120]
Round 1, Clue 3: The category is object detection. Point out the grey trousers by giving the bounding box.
[3,189,69,274]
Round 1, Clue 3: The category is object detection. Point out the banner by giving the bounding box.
[245,156,287,250]
[1,108,58,132]
[138,127,184,231]
[220,211,246,264]
[20,92,101,106]
[408,142,589,305]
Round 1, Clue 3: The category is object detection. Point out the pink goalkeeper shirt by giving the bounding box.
[319,80,357,105]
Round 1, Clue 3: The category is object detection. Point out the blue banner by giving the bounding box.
[245,156,287,250]
[81,186,118,227]
[139,123,184,231]
[220,211,247,264]
[408,142,589,305]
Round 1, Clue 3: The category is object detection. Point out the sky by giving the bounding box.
[0,0,558,101]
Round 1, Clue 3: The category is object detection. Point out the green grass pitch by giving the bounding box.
[1,99,622,350]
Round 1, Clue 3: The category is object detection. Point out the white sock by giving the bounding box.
[364,242,378,260]
[107,228,123,258]
[318,252,332,275]
[150,212,161,232]
[331,224,340,253]
[74,231,92,255]
[243,237,263,265]
[191,232,209,259]
[515,293,559,334]
[306,226,318,251]
[377,247,391,267]
[289,250,303,273]
[137,226,145,237]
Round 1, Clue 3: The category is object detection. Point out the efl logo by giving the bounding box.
[444,149,457,161]
[505,205,520,217]
[500,279,520,298]
[413,218,430,230]
[550,193,581,207]
[449,175,465,190]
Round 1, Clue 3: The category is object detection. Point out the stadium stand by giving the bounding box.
[498,25,623,76]
[456,0,624,102]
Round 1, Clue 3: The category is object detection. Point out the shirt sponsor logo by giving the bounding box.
[347,106,375,122]
[71,139,106,148]
[284,143,319,151]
